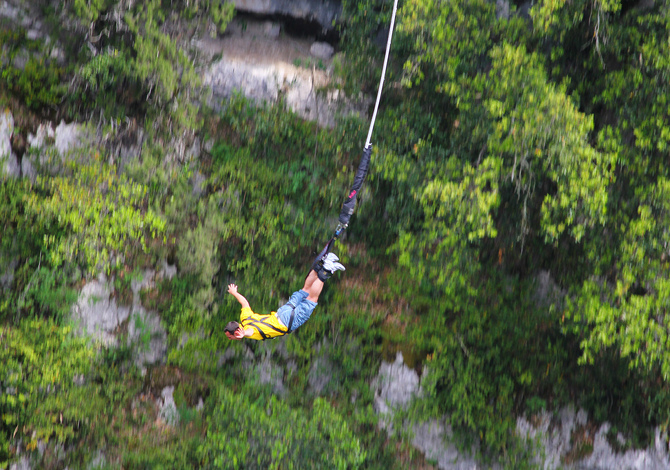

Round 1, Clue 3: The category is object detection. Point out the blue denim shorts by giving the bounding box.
[275,290,317,332]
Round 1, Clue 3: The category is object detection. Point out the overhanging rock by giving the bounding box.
[234,0,342,31]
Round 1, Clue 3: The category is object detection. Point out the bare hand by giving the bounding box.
[228,283,238,295]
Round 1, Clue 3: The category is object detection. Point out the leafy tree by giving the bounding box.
[561,2,670,380]
[0,319,95,465]
[200,386,366,469]
[24,153,165,274]
[364,0,616,457]
[0,28,65,110]
[125,0,202,135]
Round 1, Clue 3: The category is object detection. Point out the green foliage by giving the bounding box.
[293,57,326,70]
[200,386,366,469]
[408,272,566,458]
[0,28,65,109]
[345,0,655,458]
[398,0,496,88]
[481,44,614,243]
[173,195,226,312]
[180,0,235,34]
[73,0,112,25]
[25,154,166,274]
[77,48,136,119]
[64,0,209,134]
[0,178,79,324]
[125,0,202,134]
[164,96,360,356]
[3,0,670,465]
[569,177,670,378]
[13,266,78,323]
[0,319,94,464]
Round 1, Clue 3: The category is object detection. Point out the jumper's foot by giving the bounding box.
[314,253,345,281]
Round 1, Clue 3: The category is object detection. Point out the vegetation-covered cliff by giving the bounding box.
[1,0,670,468]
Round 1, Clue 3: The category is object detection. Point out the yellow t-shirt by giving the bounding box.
[240,307,289,340]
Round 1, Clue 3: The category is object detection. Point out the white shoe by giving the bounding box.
[323,256,345,273]
[324,253,340,263]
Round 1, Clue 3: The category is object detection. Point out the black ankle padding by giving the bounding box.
[316,267,331,282]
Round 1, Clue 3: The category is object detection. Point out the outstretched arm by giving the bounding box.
[228,284,250,309]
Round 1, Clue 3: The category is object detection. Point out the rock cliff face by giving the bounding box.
[199,16,369,128]
[0,110,19,177]
[72,269,171,368]
[234,0,342,31]
[372,352,670,470]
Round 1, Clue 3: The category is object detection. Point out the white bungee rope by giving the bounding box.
[365,0,400,147]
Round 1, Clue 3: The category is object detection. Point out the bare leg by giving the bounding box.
[302,270,324,303]
[302,269,319,291]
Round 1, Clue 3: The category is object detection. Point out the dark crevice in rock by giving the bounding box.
[233,11,340,44]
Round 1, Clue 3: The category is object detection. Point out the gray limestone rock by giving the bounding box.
[580,425,669,470]
[373,351,420,413]
[205,57,369,127]
[217,346,239,368]
[1,257,18,291]
[54,120,83,156]
[205,59,280,105]
[22,121,88,180]
[308,356,332,395]
[0,1,21,21]
[26,28,40,40]
[123,270,168,366]
[87,450,107,470]
[310,41,335,60]
[263,21,281,39]
[130,269,155,307]
[70,269,164,359]
[516,406,586,468]
[257,351,286,396]
[71,275,131,346]
[199,16,371,128]
[22,123,57,180]
[371,352,483,470]
[308,351,332,395]
[0,110,13,156]
[115,127,144,170]
[496,0,510,19]
[11,49,29,70]
[20,156,36,181]
[9,456,31,470]
[27,123,55,149]
[158,386,179,426]
[186,137,201,161]
[518,0,533,18]
[191,170,207,198]
[159,259,177,281]
[4,151,20,178]
[0,110,19,178]
[128,307,167,367]
[534,270,565,310]
[412,420,481,470]
[517,407,670,470]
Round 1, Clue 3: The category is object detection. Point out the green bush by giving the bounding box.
[200,386,366,469]
[25,154,166,274]
[0,319,95,465]
[0,28,65,110]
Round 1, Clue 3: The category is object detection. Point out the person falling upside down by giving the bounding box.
[224,253,345,341]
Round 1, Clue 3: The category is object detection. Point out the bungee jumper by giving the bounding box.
[224,254,345,341]
[224,0,399,341]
